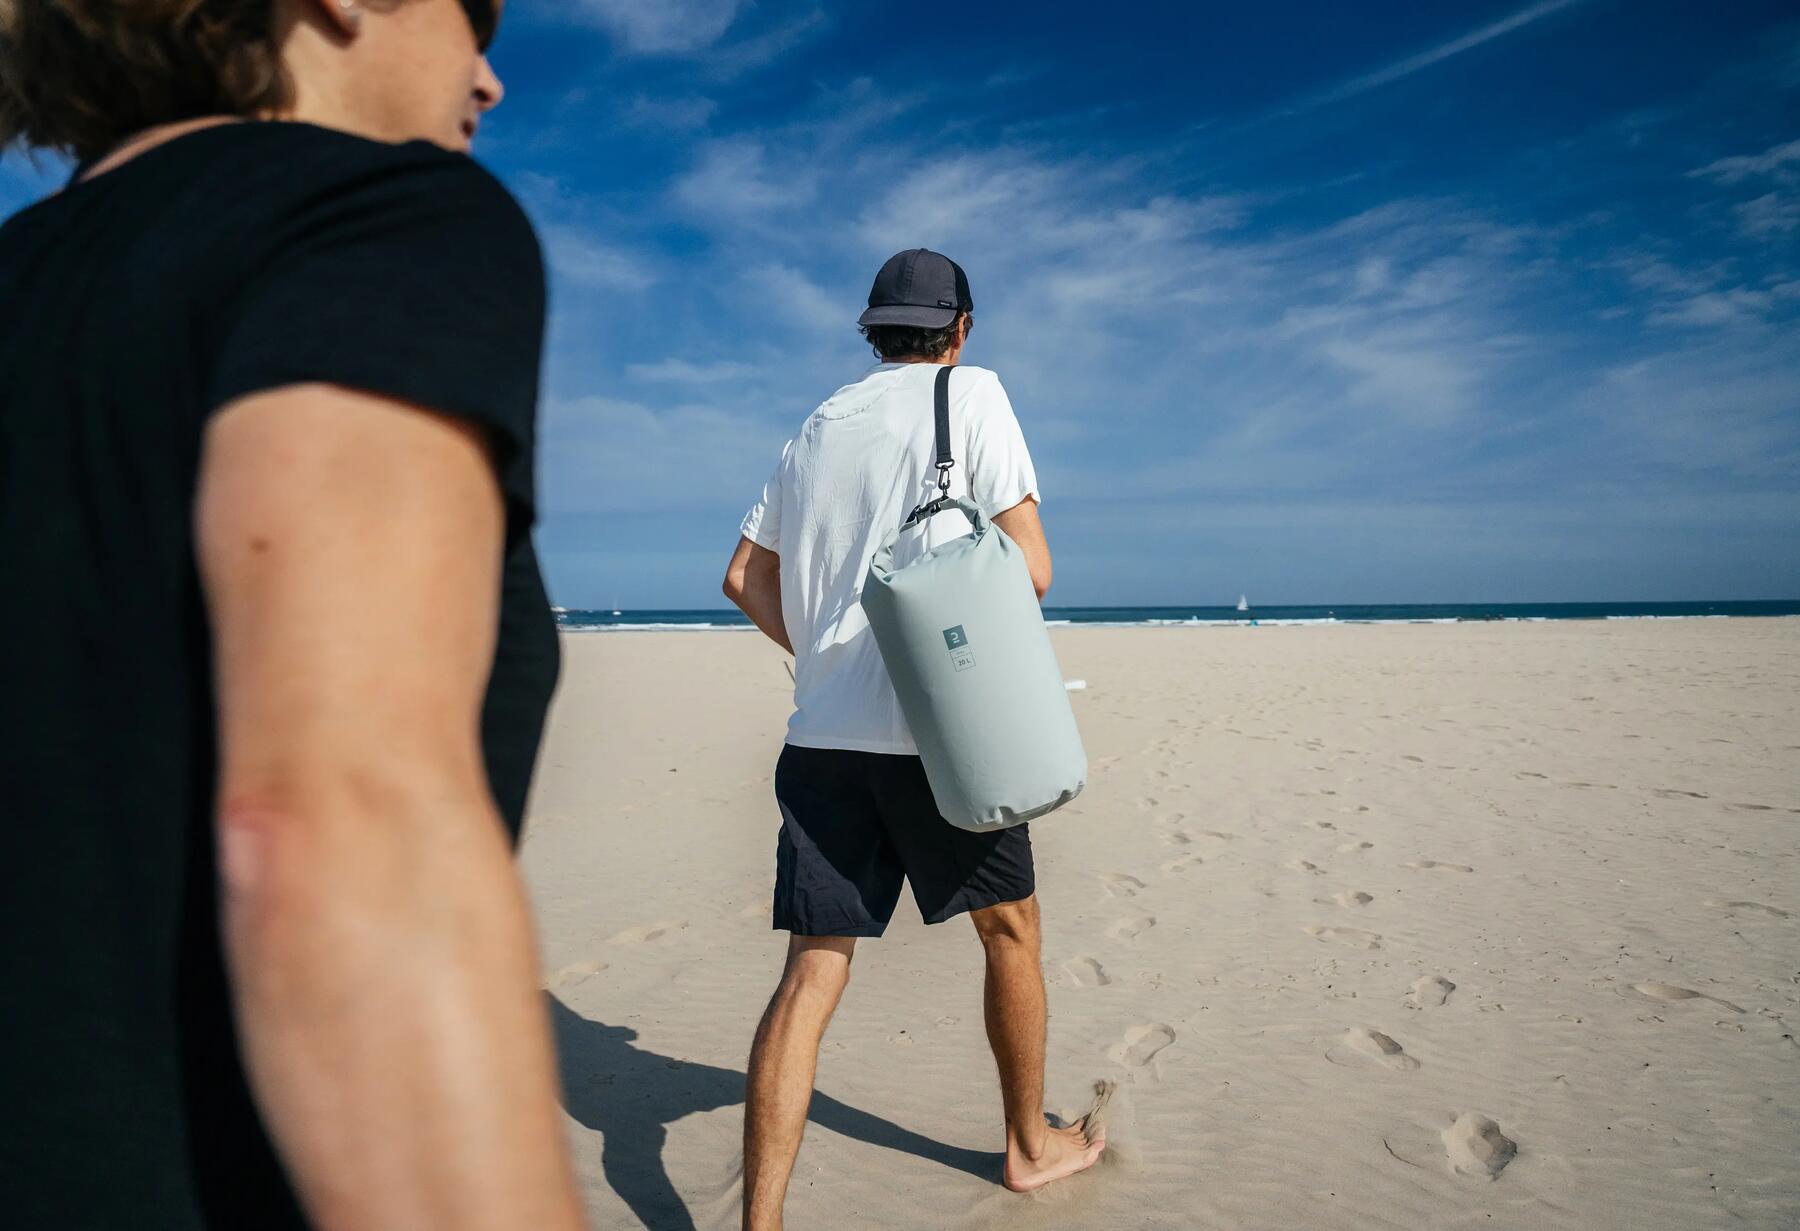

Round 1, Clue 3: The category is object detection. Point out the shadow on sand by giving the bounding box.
[548,995,998,1230]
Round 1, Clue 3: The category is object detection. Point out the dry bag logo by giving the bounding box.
[943,625,975,672]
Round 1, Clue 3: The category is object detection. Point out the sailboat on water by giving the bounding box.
[1236,594,1250,613]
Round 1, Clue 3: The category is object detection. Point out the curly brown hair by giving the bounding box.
[859,311,971,362]
[0,1,287,161]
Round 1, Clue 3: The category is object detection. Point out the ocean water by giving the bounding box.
[555,600,1800,632]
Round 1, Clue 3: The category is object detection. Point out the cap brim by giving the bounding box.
[857,303,958,329]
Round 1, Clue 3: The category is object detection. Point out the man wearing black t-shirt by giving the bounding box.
[0,3,585,1229]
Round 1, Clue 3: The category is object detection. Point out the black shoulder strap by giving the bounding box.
[933,363,956,470]
[901,364,959,529]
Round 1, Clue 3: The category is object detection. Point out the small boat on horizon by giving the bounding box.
[1236,594,1250,612]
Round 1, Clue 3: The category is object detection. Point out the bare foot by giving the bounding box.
[1003,1121,1106,1193]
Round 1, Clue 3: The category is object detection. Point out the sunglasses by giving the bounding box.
[457,0,499,51]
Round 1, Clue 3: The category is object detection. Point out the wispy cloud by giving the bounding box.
[1735,191,1800,239]
[1646,285,1788,328]
[569,0,744,53]
[539,225,656,291]
[557,2,825,79]
[540,392,795,517]
[1290,0,1589,112]
[1587,337,1800,481]
[619,95,718,132]
[624,358,761,384]
[698,11,829,81]
[1689,136,1800,186]
[673,140,818,220]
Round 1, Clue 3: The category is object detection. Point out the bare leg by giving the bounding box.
[743,935,855,1231]
[970,895,1105,1193]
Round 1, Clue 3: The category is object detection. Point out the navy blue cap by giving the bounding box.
[857,248,973,329]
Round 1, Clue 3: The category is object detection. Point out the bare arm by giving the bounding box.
[991,497,1052,600]
[723,536,794,655]
[197,385,585,1231]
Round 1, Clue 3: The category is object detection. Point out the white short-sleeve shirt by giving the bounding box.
[740,362,1041,754]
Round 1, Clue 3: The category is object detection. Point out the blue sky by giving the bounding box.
[6,1,1798,606]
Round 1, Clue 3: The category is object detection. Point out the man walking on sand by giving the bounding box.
[722,249,1105,1229]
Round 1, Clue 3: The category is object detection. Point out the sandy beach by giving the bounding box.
[522,619,1800,1230]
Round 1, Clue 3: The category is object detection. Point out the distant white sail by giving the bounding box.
[1236,594,1250,612]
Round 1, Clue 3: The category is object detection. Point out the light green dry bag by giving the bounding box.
[861,366,1086,832]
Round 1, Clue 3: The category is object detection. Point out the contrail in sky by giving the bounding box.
[1290,0,1590,113]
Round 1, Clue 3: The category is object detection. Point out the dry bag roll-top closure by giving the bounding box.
[862,365,1087,832]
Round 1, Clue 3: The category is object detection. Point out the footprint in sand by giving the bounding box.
[547,959,607,990]
[1197,830,1241,842]
[1703,900,1793,919]
[1289,859,1326,875]
[1333,891,1374,908]
[1325,1027,1420,1071]
[1313,821,1336,830]
[1442,1113,1516,1179]
[1625,982,1745,1013]
[1338,841,1374,854]
[1108,915,1156,941]
[1303,925,1382,950]
[1407,975,1457,1008]
[1163,831,1195,847]
[1110,1023,1176,1067]
[1099,873,1147,898]
[609,921,687,944]
[1064,957,1112,987]
[1160,853,1204,874]
[1404,860,1474,873]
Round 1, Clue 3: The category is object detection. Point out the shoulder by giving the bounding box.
[951,366,1014,415]
[212,122,541,268]
[952,365,1004,393]
[224,121,519,199]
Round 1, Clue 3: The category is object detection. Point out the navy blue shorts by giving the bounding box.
[772,744,1035,937]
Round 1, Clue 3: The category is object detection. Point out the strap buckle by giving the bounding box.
[903,495,950,528]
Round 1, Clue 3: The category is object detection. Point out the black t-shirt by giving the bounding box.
[0,121,561,1228]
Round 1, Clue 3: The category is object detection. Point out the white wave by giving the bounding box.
[556,611,1785,634]
[560,622,755,632]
